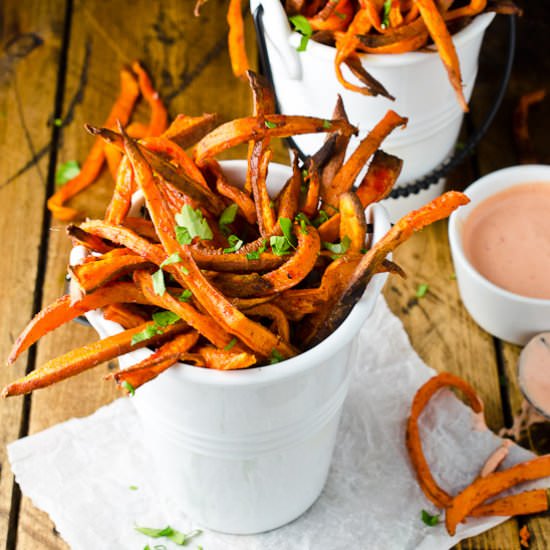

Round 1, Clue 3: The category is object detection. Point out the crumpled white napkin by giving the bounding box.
[8,298,540,550]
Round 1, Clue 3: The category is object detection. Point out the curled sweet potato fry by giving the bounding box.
[193,115,358,165]
[112,330,200,390]
[105,155,134,224]
[2,320,188,397]
[48,68,140,220]
[277,154,302,222]
[301,160,321,218]
[338,192,367,253]
[513,89,546,165]
[243,303,291,343]
[249,140,276,237]
[469,490,550,518]
[7,282,149,365]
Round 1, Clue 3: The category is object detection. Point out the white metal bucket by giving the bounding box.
[84,161,391,534]
[252,0,494,220]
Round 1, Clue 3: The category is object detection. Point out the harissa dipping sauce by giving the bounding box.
[461,182,550,299]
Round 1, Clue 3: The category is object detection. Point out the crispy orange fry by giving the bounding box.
[446,456,550,535]
[105,155,134,224]
[132,60,169,136]
[198,346,257,370]
[301,161,321,218]
[7,282,149,365]
[48,68,139,220]
[414,0,468,111]
[2,320,188,397]
[161,113,218,149]
[338,192,367,253]
[469,490,549,518]
[243,303,291,342]
[103,303,149,329]
[193,115,358,165]
[112,330,200,390]
[323,110,407,210]
[227,0,250,78]
[513,89,546,165]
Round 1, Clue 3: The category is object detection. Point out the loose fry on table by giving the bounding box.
[513,89,546,165]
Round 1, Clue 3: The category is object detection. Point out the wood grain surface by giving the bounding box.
[1,0,549,548]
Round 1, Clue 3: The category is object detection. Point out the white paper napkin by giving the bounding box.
[8,298,541,550]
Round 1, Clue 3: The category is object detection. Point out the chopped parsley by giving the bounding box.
[312,210,329,227]
[152,269,166,296]
[152,310,180,327]
[322,119,332,129]
[122,381,135,396]
[175,204,213,244]
[295,213,311,234]
[178,289,193,302]
[279,217,297,247]
[135,525,202,546]
[289,14,313,52]
[416,283,429,298]
[55,160,80,186]
[224,338,238,351]
[421,509,440,527]
[160,253,181,267]
[381,0,392,29]
[323,235,351,258]
[53,117,62,127]
[223,234,244,254]
[129,485,138,490]
[270,235,292,256]
[270,349,285,364]
[131,325,161,346]
[246,239,267,260]
[219,203,239,234]
[265,120,277,129]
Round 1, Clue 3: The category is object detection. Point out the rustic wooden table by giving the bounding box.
[0,1,548,548]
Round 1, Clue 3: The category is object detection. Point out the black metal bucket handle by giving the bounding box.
[253,5,517,200]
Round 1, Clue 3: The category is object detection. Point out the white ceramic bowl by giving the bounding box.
[448,165,550,345]
[251,0,494,221]
[84,160,391,534]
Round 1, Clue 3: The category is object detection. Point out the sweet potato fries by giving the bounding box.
[407,373,550,535]
[4,71,467,397]
[198,1,520,111]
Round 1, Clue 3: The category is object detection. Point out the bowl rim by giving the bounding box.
[286,12,495,67]
[88,160,391,387]
[448,164,550,307]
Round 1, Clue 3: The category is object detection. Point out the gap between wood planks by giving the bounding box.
[6,1,74,548]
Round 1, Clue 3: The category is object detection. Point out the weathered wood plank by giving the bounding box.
[0,1,66,548]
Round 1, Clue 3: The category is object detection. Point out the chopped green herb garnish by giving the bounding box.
[223,234,244,254]
[55,160,80,186]
[270,349,285,364]
[301,168,309,180]
[416,283,429,298]
[160,253,181,267]
[269,200,275,209]
[54,117,62,127]
[131,325,161,346]
[175,204,213,244]
[136,526,202,546]
[180,266,189,275]
[122,381,135,396]
[322,119,331,129]
[450,273,456,280]
[265,120,277,129]
[323,235,351,258]
[455,140,465,151]
[312,210,329,227]
[224,337,238,351]
[153,546,167,550]
[219,203,239,234]
[152,310,180,327]
[270,235,292,256]
[179,289,193,302]
[335,10,347,19]
[152,269,166,296]
[129,485,138,490]
[381,0,392,29]
[295,212,311,234]
[279,217,297,247]
[289,14,313,52]
[421,509,440,527]
[246,239,267,260]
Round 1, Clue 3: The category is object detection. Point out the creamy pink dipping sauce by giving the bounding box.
[462,182,550,299]
[519,332,550,417]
